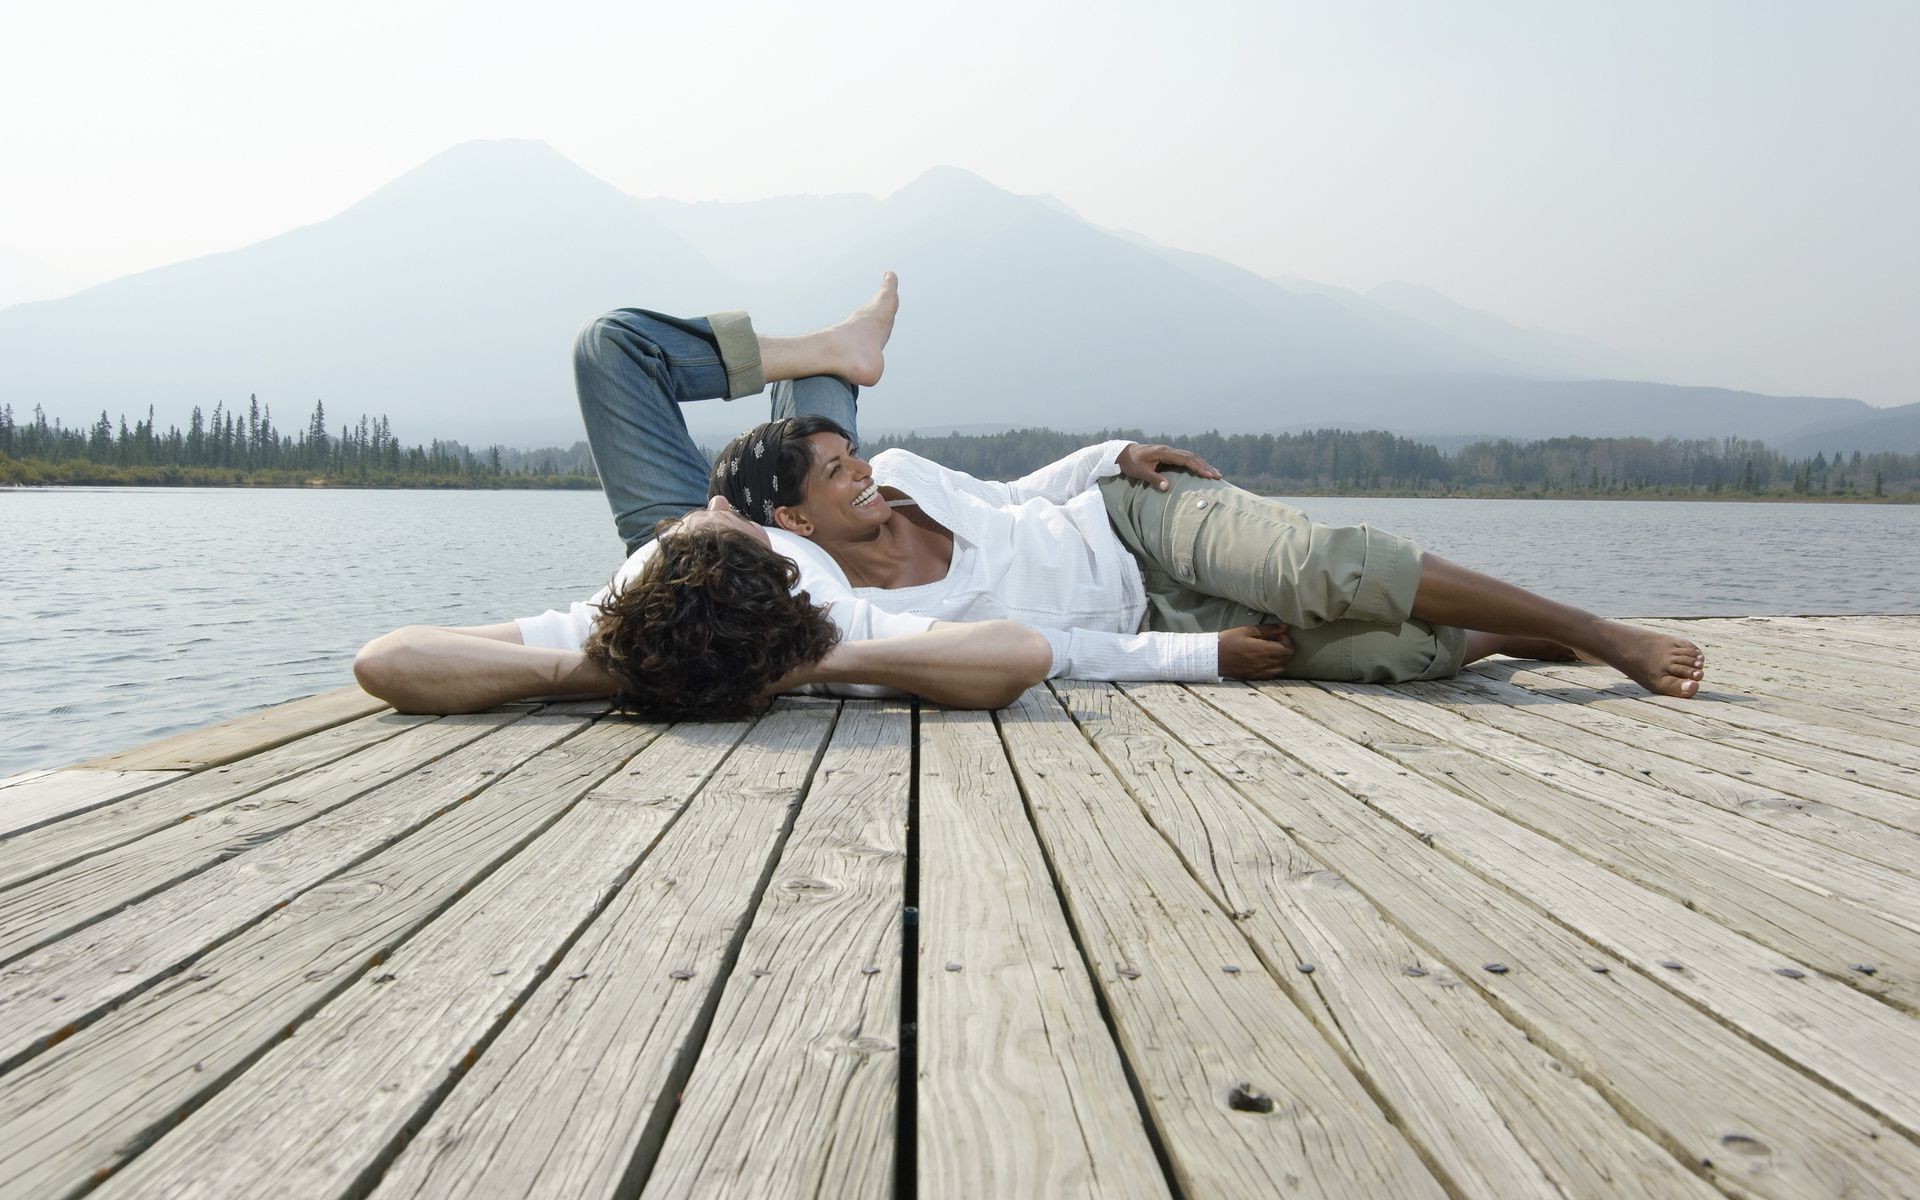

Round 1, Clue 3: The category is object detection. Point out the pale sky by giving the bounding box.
[2,0,1913,405]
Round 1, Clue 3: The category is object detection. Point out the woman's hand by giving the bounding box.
[1217,624,1293,679]
[1116,442,1223,491]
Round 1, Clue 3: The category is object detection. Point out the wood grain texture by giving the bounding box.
[1515,662,1920,799]
[0,713,508,966]
[1274,679,1920,1133]
[643,702,910,1200]
[1328,680,1920,938]
[1177,679,1920,1199]
[996,688,1445,1200]
[369,705,833,1200]
[0,712,431,891]
[0,718,665,1199]
[1463,661,1920,836]
[1079,680,1721,1200]
[0,770,184,840]
[914,706,1168,1200]
[1277,676,1920,1013]
[85,715,696,1200]
[1399,676,1920,877]
[79,685,390,772]
[0,712,582,1072]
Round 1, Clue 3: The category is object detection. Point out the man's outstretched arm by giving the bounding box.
[355,618,1053,716]
[354,624,618,714]
[779,619,1053,709]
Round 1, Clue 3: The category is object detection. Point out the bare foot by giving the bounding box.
[1581,622,1706,698]
[1461,632,1580,665]
[828,271,899,386]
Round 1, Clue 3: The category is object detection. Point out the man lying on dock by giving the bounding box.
[355,274,1705,717]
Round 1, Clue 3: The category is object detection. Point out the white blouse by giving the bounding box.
[516,441,1221,689]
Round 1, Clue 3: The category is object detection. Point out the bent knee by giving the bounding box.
[571,312,630,372]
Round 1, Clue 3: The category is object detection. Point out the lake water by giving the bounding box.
[3,487,1915,778]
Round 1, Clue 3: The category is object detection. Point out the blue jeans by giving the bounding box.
[573,308,858,553]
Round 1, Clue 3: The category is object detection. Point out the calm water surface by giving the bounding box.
[3,487,1915,777]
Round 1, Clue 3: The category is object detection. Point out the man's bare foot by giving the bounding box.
[827,271,899,386]
[1461,632,1580,666]
[1580,622,1706,698]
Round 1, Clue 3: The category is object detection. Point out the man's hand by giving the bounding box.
[1218,624,1293,679]
[1116,442,1223,491]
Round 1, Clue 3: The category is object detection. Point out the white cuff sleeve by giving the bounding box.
[1004,440,1133,504]
[1039,628,1220,682]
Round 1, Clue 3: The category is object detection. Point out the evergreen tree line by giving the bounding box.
[862,427,1917,500]
[4,398,1912,499]
[0,398,598,488]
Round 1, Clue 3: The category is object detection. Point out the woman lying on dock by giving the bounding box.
[355,274,1705,718]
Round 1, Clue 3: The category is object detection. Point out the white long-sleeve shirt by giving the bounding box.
[515,442,1220,687]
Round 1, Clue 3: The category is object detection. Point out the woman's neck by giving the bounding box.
[818,506,953,589]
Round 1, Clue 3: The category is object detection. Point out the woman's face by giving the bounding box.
[781,432,891,541]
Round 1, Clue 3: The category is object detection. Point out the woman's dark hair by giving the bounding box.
[708,415,855,526]
[584,522,839,720]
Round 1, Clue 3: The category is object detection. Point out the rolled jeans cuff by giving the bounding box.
[707,310,765,400]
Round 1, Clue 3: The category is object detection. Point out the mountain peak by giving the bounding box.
[342,139,620,220]
[892,165,1009,199]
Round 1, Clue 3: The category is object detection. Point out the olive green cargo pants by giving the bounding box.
[1100,473,1467,682]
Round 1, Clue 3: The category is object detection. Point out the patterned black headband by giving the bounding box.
[712,420,795,526]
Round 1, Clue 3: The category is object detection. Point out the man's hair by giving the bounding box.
[584,523,839,720]
[708,415,855,526]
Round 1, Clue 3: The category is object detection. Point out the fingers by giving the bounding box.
[1139,445,1224,481]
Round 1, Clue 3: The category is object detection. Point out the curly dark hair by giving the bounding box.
[708,414,855,526]
[584,522,840,720]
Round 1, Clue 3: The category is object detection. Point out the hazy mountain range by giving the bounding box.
[2,138,1908,453]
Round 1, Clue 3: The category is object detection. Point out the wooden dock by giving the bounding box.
[2,614,1917,1199]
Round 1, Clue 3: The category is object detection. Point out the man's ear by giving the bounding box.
[773,505,812,536]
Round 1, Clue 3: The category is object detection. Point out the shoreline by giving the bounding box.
[4,480,1911,504]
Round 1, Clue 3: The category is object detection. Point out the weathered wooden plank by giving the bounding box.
[1156,680,1920,1199]
[1681,616,1920,674]
[0,718,671,1199]
[79,684,390,772]
[1213,681,1920,1135]
[1399,676,1920,880]
[1681,616,1920,683]
[0,711,583,1072]
[1070,680,1719,1200]
[1504,658,1920,798]
[994,688,1445,1199]
[0,714,507,964]
[0,770,185,840]
[86,713,759,1200]
[1268,680,1920,1011]
[911,706,1168,1200]
[1464,662,1920,836]
[642,703,909,1200]
[1327,681,1920,937]
[1631,623,1920,739]
[1642,648,1920,738]
[1336,675,1920,1013]
[368,702,836,1200]
[1517,662,1920,795]
[0,711,433,892]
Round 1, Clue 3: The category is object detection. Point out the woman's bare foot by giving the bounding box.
[827,271,899,386]
[1461,633,1580,665]
[1579,622,1706,698]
